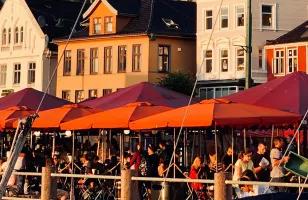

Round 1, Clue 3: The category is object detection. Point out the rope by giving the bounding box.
[35,0,88,114]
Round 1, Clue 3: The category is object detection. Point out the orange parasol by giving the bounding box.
[60,102,172,130]
[30,104,96,129]
[0,106,35,129]
[129,99,301,130]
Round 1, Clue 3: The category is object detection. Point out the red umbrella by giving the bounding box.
[0,106,35,129]
[80,82,193,110]
[226,72,308,116]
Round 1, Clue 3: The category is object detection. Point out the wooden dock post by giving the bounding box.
[41,166,57,200]
[121,169,132,200]
[214,172,232,200]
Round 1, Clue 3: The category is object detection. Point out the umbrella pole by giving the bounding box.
[70,131,75,200]
[52,132,56,156]
[243,128,246,151]
[231,128,234,176]
[30,131,33,150]
[184,128,187,168]
[109,129,111,159]
[215,123,218,172]
[271,125,275,149]
[173,128,176,178]
[297,126,301,193]
[97,129,101,156]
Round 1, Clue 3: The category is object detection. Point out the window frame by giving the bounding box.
[236,48,245,71]
[88,89,98,99]
[76,49,85,75]
[13,63,21,85]
[118,45,127,73]
[62,90,70,101]
[63,50,72,76]
[273,49,285,75]
[14,27,19,44]
[90,48,99,74]
[132,44,141,72]
[75,90,84,103]
[28,62,36,84]
[20,27,23,43]
[287,48,297,73]
[104,46,112,74]
[203,49,213,73]
[261,4,275,30]
[158,45,170,73]
[104,16,113,33]
[93,17,102,34]
[220,7,229,29]
[2,29,6,46]
[102,89,112,96]
[8,28,11,44]
[205,10,213,30]
[235,5,245,27]
[220,49,229,72]
[0,64,7,86]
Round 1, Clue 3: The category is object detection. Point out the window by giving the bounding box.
[2,29,6,45]
[8,28,11,44]
[221,7,228,28]
[0,65,7,86]
[88,89,97,99]
[13,64,21,84]
[205,10,213,30]
[287,49,297,73]
[273,50,284,74]
[132,44,141,72]
[262,5,273,28]
[62,90,70,101]
[220,49,229,72]
[76,49,85,75]
[63,50,71,76]
[118,46,127,72]
[104,46,112,73]
[199,86,240,99]
[104,16,113,33]
[236,48,245,71]
[28,62,36,84]
[204,50,212,73]
[93,18,102,34]
[103,89,112,96]
[258,48,263,69]
[20,27,23,43]
[14,27,18,44]
[158,45,170,72]
[75,90,84,103]
[90,48,99,74]
[236,6,245,27]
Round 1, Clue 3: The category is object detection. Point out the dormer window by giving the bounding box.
[162,18,179,30]
[14,27,19,44]
[104,16,113,33]
[93,17,102,34]
[2,29,6,45]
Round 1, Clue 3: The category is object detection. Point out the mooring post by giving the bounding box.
[41,166,57,200]
[214,172,232,200]
[121,169,132,200]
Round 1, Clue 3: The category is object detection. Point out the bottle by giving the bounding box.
[24,178,29,195]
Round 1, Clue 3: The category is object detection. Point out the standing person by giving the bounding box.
[157,141,172,166]
[270,137,289,192]
[189,156,204,199]
[130,143,142,173]
[252,142,271,181]
[221,146,234,172]
[233,149,255,181]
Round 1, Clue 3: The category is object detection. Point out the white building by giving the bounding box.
[0,0,86,96]
[196,0,308,99]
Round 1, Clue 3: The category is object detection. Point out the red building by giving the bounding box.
[265,21,308,80]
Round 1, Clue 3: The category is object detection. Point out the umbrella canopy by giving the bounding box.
[226,72,308,116]
[60,102,172,130]
[80,82,192,110]
[129,99,301,130]
[0,88,69,111]
[31,104,96,129]
[0,106,35,129]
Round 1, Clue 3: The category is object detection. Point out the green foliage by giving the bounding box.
[158,72,195,96]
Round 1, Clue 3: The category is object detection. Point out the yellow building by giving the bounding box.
[54,0,196,103]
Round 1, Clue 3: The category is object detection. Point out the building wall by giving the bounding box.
[197,0,308,84]
[265,42,308,80]
[0,0,53,96]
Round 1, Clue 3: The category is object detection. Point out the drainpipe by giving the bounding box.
[245,0,252,89]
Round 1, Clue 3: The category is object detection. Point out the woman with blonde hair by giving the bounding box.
[189,156,204,192]
[233,149,255,181]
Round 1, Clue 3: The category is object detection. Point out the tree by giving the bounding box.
[158,72,195,96]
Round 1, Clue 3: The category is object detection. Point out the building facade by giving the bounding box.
[196,0,308,99]
[55,0,196,103]
[0,0,86,96]
[265,21,308,80]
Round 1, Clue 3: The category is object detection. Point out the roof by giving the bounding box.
[25,0,90,50]
[266,21,308,45]
[56,0,196,41]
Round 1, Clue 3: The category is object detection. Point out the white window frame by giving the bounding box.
[203,49,213,73]
[28,62,36,84]
[0,64,7,86]
[235,5,245,28]
[220,7,229,29]
[287,48,298,74]
[273,49,285,75]
[236,48,245,71]
[104,16,113,33]
[220,49,229,72]
[93,17,102,34]
[13,63,21,85]
[260,4,276,30]
[204,9,213,30]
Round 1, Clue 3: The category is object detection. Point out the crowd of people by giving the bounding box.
[0,135,302,200]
